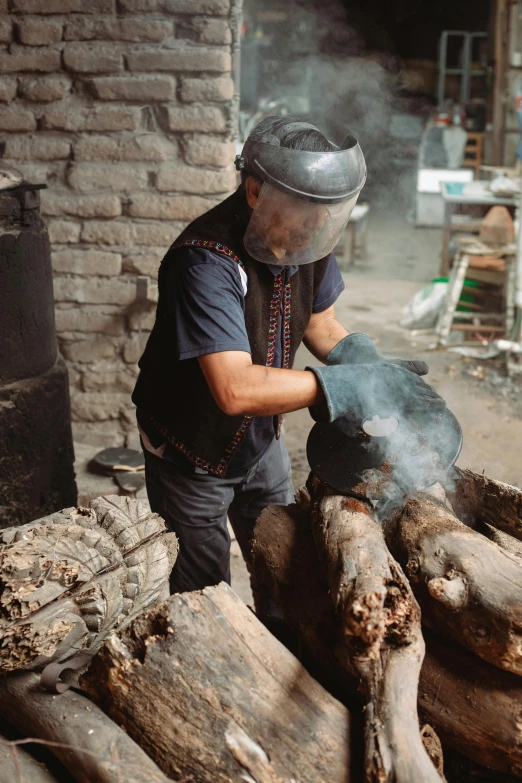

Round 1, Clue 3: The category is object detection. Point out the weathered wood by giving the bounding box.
[252,502,354,696]
[420,724,445,778]
[451,467,522,540]
[388,493,522,675]
[309,487,418,653]
[420,630,522,778]
[225,723,293,783]
[306,482,443,783]
[0,672,169,783]
[443,746,522,783]
[480,522,522,560]
[251,502,522,778]
[82,582,353,783]
[0,495,178,673]
[0,734,60,783]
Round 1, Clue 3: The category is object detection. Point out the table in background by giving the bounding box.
[439,181,516,275]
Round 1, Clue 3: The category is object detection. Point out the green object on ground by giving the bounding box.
[431,277,480,312]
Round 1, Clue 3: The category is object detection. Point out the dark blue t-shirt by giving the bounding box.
[138,247,345,474]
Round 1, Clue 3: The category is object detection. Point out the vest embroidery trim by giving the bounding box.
[152,242,292,476]
[175,238,246,273]
[276,277,292,437]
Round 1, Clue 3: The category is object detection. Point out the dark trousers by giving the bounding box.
[143,436,294,604]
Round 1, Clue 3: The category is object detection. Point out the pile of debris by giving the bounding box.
[0,470,522,782]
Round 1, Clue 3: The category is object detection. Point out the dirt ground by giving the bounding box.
[74,200,522,606]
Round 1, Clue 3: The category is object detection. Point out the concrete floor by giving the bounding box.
[75,201,522,606]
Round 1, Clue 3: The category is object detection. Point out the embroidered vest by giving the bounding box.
[132,188,330,476]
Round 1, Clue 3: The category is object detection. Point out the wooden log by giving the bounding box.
[303,482,443,783]
[225,722,294,783]
[419,629,522,778]
[0,672,169,783]
[479,523,522,560]
[309,485,418,653]
[0,496,178,673]
[443,746,522,783]
[420,724,445,779]
[451,467,522,540]
[388,493,522,675]
[0,734,60,783]
[251,502,522,778]
[82,582,353,783]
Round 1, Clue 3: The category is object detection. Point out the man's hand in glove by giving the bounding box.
[327,332,429,375]
[308,333,445,423]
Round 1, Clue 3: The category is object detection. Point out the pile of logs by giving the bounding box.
[1,469,522,782]
[252,467,522,781]
[0,494,355,783]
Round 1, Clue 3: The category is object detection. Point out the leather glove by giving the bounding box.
[327,333,429,376]
[308,358,445,424]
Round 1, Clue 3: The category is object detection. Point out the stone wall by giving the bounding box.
[0,0,241,448]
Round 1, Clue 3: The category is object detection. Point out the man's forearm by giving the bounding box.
[199,355,323,417]
[303,311,349,363]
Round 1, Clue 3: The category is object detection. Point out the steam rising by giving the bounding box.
[243,0,430,209]
[359,406,460,522]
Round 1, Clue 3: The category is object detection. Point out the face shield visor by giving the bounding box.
[244,182,359,266]
[236,128,366,266]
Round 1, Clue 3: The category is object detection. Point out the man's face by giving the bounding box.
[262,191,328,255]
[246,177,328,260]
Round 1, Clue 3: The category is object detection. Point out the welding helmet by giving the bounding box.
[235,117,366,266]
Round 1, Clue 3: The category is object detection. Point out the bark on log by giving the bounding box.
[82,582,353,783]
[299,483,443,783]
[0,495,178,673]
[451,468,522,540]
[0,734,59,783]
[388,493,522,675]
[251,502,522,778]
[0,672,170,783]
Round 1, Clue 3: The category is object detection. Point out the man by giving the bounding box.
[132,116,442,602]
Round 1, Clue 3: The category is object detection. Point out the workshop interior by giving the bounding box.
[1,2,522,782]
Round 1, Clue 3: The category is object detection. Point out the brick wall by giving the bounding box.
[0,0,241,448]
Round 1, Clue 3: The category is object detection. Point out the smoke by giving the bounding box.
[241,0,432,209]
[358,467,407,521]
[359,406,460,522]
